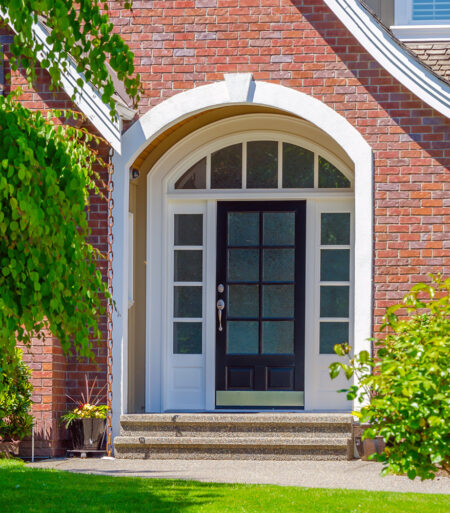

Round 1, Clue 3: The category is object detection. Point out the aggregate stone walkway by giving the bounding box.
[29,458,450,494]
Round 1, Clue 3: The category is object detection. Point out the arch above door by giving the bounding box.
[111,77,373,435]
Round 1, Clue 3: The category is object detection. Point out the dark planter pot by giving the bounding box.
[69,419,106,450]
[354,423,386,461]
[355,436,386,461]
[0,440,20,458]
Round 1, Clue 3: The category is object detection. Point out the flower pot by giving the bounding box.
[353,422,386,461]
[0,439,20,458]
[68,418,106,450]
[356,437,386,461]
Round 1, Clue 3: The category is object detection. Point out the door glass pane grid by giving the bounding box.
[226,210,296,356]
[319,212,351,355]
[172,213,205,355]
[172,140,353,192]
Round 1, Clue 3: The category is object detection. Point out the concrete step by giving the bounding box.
[114,435,352,460]
[115,413,354,460]
[119,413,353,437]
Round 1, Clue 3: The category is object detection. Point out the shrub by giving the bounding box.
[330,275,450,480]
[0,348,33,441]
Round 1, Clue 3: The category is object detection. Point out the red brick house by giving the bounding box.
[1,0,449,458]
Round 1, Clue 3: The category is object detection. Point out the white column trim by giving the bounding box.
[110,152,129,444]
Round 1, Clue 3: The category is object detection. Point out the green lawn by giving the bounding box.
[0,459,448,513]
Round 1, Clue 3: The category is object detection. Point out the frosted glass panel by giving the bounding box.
[320,249,350,282]
[173,322,202,354]
[228,212,259,246]
[263,285,294,318]
[211,143,242,188]
[262,321,294,354]
[263,212,295,246]
[321,213,350,245]
[174,250,203,282]
[174,214,203,246]
[320,286,349,318]
[228,249,259,282]
[228,285,259,318]
[175,158,206,189]
[282,143,314,188]
[320,322,349,354]
[174,286,202,318]
[263,249,295,282]
[227,321,259,354]
[247,141,278,188]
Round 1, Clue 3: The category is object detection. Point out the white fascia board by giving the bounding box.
[323,0,450,118]
[3,13,122,152]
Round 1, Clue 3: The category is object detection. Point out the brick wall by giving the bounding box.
[105,0,449,328]
[19,335,67,457]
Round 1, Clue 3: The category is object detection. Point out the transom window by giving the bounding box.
[173,140,352,191]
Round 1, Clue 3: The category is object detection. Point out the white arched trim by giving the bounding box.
[111,79,373,439]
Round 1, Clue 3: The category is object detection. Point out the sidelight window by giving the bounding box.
[171,213,204,354]
[319,212,351,354]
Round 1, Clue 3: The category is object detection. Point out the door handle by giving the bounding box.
[217,299,225,331]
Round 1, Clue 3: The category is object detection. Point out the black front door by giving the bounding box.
[215,201,306,408]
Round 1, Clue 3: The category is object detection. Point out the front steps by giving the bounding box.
[114,413,354,460]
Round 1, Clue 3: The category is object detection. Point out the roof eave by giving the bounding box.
[3,10,125,152]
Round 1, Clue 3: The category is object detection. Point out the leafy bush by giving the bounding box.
[330,276,450,480]
[0,349,33,441]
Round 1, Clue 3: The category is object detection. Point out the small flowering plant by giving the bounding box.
[60,375,108,428]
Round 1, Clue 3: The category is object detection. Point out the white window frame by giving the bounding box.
[392,0,450,41]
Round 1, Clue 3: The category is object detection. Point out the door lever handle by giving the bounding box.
[216,299,225,331]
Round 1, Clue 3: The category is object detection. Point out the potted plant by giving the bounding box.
[0,348,33,458]
[61,376,108,451]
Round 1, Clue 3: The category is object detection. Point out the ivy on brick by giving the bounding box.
[0,95,109,369]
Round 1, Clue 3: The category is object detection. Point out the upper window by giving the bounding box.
[172,140,352,191]
[393,0,450,40]
[412,0,450,22]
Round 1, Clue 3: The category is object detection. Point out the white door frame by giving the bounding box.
[158,123,355,412]
[111,76,373,438]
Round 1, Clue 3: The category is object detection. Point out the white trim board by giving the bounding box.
[323,0,450,118]
[391,25,450,41]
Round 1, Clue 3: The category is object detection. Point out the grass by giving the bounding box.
[0,458,448,513]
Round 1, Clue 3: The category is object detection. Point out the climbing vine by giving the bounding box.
[0,95,109,371]
[0,2,140,397]
[1,0,141,117]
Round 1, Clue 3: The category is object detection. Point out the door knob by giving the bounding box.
[217,299,225,331]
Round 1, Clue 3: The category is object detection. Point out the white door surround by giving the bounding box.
[111,77,373,439]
